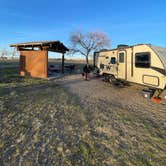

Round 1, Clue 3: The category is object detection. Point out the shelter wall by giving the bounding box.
[20,50,48,78]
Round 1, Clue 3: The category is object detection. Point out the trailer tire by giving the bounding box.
[109,75,116,84]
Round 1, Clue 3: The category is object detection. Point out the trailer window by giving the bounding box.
[119,53,124,63]
[110,57,116,64]
[135,53,150,68]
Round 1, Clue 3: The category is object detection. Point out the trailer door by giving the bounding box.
[117,51,126,80]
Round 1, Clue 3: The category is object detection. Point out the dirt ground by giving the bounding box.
[57,74,166,112]
[1,69,166,165]
[54,74,166,165]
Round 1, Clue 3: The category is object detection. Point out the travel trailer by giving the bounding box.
[94,44,166,98]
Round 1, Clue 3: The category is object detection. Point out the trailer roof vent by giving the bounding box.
[117,44,129,49]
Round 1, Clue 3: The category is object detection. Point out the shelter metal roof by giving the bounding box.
[10,40,69,52]
[150,45,166,71]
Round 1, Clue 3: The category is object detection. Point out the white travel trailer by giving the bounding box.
[94,44,166,97]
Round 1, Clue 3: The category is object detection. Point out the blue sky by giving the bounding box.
[0,0,166,58]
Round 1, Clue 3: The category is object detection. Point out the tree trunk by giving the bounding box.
[85,55,89,65]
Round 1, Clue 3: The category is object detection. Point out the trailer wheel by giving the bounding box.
[118,81,125,88]
[103,74,109,82]
[109,75,116,84]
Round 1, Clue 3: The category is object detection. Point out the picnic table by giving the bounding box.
[48,65,61,72]
[64,64,75,72]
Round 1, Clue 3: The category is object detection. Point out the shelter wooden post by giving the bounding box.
[62,52,65,73]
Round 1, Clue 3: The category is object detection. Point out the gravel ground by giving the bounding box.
[57,74,166,113]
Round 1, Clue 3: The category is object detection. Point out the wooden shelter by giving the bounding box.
[10,41,69,78]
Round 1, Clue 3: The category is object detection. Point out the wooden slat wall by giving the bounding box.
[20,50,48,78]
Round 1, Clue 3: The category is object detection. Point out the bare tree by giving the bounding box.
[0,49,8,61]
[69,31,110,64]
[0,48,19,61]
[11,47,19,59]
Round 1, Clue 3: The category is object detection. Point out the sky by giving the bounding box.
[0,0,166,58]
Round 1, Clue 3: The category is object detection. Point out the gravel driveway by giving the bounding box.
[57,74,166,113]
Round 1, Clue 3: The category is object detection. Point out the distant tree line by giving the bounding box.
[0,48,19,61]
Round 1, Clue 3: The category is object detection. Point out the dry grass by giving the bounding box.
[0,67,166,165]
